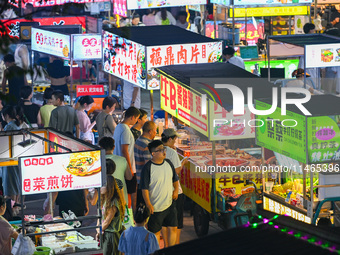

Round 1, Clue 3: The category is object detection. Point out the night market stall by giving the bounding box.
[0,128,106,254]
[156,62,278,236]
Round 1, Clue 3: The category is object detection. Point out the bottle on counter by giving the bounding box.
[68,210,81,228]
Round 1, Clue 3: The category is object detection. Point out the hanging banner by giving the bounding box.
[102,30,147,89]
[73,34,102,60]
[31,27,71,58]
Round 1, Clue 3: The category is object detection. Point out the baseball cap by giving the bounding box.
[162,128,179,138]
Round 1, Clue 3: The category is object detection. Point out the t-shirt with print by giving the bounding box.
[165,146,183,194]
[113,123,136,174]
[140,159,179,212]
[0,216,16,255]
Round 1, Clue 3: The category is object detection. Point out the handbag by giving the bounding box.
[122,205,135,230]
[102,114,114,137]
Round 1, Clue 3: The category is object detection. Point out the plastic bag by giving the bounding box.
[12,233,35,255]
[122,205,135,230]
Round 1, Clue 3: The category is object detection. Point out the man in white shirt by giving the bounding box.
[222,47,245,69]
[123,81,141,110]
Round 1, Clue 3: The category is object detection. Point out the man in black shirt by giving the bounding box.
[131,109,148,141]
[2,54,27,104]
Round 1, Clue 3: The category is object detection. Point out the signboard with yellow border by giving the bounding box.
[230,6,309,17]
[160,74,209,137]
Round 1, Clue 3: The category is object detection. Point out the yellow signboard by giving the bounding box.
[263,196,311,224]
[230,6,309,17]
[160,75,209,137]
[180,160,212,213]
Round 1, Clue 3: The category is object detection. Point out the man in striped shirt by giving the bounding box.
[134,121,157,205]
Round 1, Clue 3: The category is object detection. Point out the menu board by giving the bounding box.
[21,151,102,195]
[307,115,340,164]
[233,0,312,5]
[31,28,71,59]
[255,100,307,163]
[305,43,340,68]
[147,42,222,90]
[102,30,147,89]
[209,100,255,140]
[73,34,102,60]
[160,75,209,137]
[127,0,206,9]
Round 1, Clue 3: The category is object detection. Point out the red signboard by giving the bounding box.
[9,0,107,8]
[76,85,105,97]
[49,131,93,153]
[114,0,127,17]
[0,16,86,38]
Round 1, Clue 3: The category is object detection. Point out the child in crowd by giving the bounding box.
[38,88,56,127]
[99,175,125,255]
[0,195,18,255]
[118,203,159,255]
[76,96,96,144]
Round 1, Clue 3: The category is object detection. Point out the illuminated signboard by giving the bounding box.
[76,85,105,97]
[20,151,102,195]
[9,0,108,8]
[230,6,309,17]
[73,34,102,60]
[0,17,86,39]
[160,75,208,136]
[102,30,147,89]
[263,196,311,224]
[233,0,312,6]
[305,43,340,68]
[147,42,222,89]
[31,27,71,59]
[114,0,127,17]
[210,0,230,5]
[127,0,207,10]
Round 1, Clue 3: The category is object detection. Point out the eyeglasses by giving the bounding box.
[153,147,167,153]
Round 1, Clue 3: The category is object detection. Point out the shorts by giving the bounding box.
[148,201,177,233]
[175,194,184,229]
[50,84,69,96]
[126,174,137,194]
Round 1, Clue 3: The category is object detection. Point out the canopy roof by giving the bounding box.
[103,25,218,46]
[269,34,340,47]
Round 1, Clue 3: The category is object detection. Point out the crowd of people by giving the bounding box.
[0,72,189,253]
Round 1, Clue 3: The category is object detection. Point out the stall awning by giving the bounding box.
[103,25,218,46]
[269,34,340,47]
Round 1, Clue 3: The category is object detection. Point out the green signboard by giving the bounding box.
[307,116,340,163]
[244,59,299,78]
[255,100,307,163]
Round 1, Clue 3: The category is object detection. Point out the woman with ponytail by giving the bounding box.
[76,95,96,144]
[100,175,125,254]
[118,203,159,255]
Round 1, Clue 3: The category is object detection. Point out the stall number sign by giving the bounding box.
[73,34,102,60]
[307,115,340,164]
[102,30,147,89]
[306,43,340,68]
[147,42,222,90]
[76,85,105,97]
[31,27,70,59]
[20,151,102,195]
[160,75,208,136]
[263,196,311,224]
